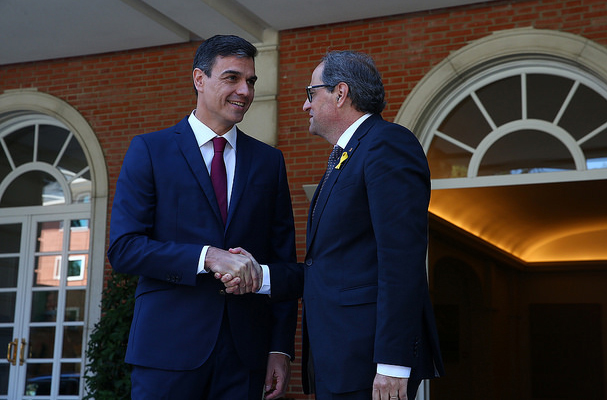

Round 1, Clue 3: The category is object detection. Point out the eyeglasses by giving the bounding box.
[306,84,333,102]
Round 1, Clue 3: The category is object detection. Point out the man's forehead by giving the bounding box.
[311,63,324,82]
[213,55,255,71]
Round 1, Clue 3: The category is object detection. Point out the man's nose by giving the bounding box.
[303,98,311,111]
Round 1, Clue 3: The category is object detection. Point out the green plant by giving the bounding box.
[84,271,138,399]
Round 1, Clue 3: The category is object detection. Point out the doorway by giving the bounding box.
[0,107,102,399]
[428,181,607,399]
[1,213,90,398]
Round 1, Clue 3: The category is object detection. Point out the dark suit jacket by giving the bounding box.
[271,114,444,393]
[108,116,297,372]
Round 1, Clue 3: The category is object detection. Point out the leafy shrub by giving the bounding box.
[84,272,137,399]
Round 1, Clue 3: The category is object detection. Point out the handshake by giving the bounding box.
[206,246,262,294]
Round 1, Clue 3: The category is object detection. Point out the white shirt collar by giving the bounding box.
[336,113,372,150]
[188,110,238,149]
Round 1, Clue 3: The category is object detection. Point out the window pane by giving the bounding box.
[37,125,70,165]
[476,75,521,126]
[59,363,81,395]
[0,329,13,367]
[4,125,34,167]
[69,219,89,251]
[0,293,16,323]
[527,74,573,122]
[57,136,87,181]
[34,255,60,287]
[0,147,10,183]
[37,221,63,252]
[439,95,492,148]
[0,223,21,253]
[65,290,85,322]
[0,363,8,395]
[28,327,55,359]
[427,136,472,179]
[24,363,53,396]
[71,175,91,204]
[479,130,576,175]
[0,257,19,288]
[31,291,58,323]
[62,326,83,358]
[559,83,607,141]
[582,126,607,169]
[0,171,65,207]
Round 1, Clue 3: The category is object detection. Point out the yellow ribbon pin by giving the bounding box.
[335,151,348,169]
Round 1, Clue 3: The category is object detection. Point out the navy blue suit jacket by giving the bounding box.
[270,114,444,393]
[108,116,297,372]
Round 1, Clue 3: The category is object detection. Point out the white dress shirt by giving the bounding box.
[188,112,272,293]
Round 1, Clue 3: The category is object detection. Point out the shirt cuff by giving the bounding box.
[377,364,411,378]
[197,245,210,274]
[257,264,271,295]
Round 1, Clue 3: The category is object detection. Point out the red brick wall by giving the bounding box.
[1,0,606,398]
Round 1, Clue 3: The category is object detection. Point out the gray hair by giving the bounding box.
[321,51,386,114]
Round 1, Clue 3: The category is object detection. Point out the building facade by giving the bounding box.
[1,0,606,398]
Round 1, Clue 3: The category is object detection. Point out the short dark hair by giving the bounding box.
[321,51,386,114]
[192,35,258,93]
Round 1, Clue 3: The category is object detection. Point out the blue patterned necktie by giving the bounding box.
[312,145,343,219]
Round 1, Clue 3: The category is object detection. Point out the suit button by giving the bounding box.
[305,258,313,266]
[219,290,226,295]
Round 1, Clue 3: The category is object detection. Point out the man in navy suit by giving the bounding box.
[224,51,444,400]
[107,35,297,399]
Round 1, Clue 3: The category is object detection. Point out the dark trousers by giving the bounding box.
[130,314,265,400]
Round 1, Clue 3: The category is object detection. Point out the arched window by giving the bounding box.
[397,28,607,190]
[0,114,91,207]
[0,91,107,400]
[425,60,607,184]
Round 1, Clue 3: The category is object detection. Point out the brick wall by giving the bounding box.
[1,0,605,398]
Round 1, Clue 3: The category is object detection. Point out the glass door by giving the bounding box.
[0,219,25,399]
[1,214,89,399]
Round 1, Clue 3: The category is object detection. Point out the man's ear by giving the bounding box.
[193,68,205,92]
[335,82,349,106]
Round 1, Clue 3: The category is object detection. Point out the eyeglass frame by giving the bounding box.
[306,84,334,103]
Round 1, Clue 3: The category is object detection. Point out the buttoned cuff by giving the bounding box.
[377,364,411,378]
[257,265,271,295]
[198,245,210,274]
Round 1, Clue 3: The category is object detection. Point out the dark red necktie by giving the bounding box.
[211,137,228,224]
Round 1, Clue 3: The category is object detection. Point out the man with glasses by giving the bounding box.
[223,50,444,400]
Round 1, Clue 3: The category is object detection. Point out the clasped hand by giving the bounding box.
[206,247,260,294]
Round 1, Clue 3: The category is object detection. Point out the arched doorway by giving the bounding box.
[0,91,107,400]
[398,29,607,398]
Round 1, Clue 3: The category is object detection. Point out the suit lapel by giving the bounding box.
[306,115,379,251]
[226,129,251,230]
[173,118,224,226]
